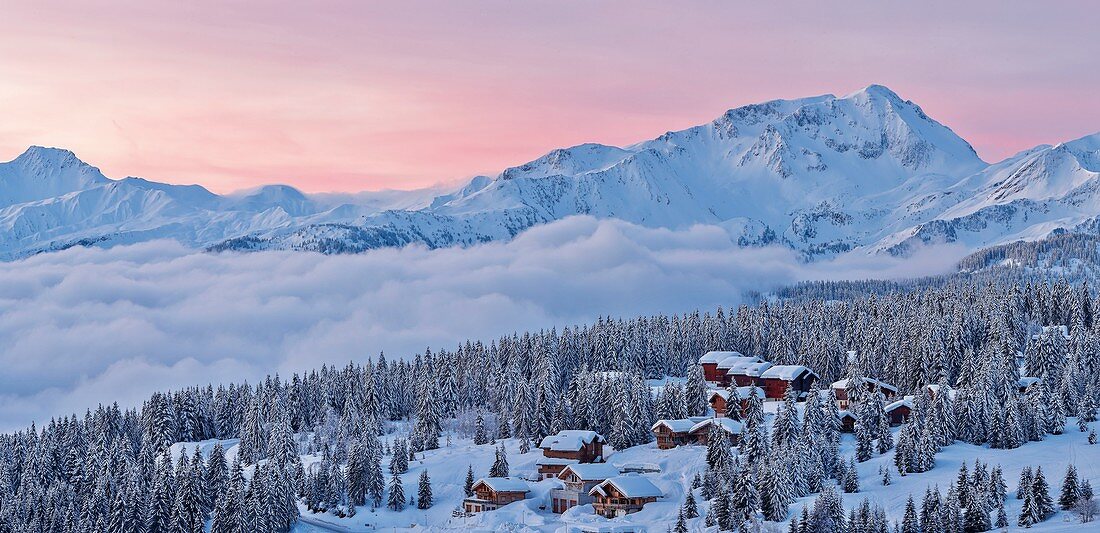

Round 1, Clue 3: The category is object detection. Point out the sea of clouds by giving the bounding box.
[0,216,964,431]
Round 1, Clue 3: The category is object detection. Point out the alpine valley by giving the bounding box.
[3,84,1099,261]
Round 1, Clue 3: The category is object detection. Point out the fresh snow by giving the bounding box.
[3,86,1100,261]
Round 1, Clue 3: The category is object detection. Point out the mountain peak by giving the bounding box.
[844,84,903,101]
[11,146,84,169]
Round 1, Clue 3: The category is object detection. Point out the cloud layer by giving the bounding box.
[0,216,964,431]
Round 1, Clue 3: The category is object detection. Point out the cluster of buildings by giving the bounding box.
[464,429,665,519]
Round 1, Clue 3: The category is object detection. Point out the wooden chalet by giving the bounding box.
[551,463,621,513]
[831,377,898,408]
[651,418,704,449]
[1018,377,1041,394]
[536,430,606,479]
[726,360,772,388]
[589,474,663,518]
[759,365,818,400]
[885,399,912,426]
[699,351,741,383]
[838,410,857,433]
[463,477,530,513]
[688,417,743,446]
[707,386,764,418]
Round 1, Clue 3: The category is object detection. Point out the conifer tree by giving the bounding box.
[684,490,698,519]
[464,465,475,497]
[1060,464,1080,511]
[489,443,509,478]
[387,472,405,511]
[417,470,432,509]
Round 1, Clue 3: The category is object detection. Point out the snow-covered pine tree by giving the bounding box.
[417,470,432,509]
[387,471,405,511]
[1061,464,1080,511]
[489,443,509,478]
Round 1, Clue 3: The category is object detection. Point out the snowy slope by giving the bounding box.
[2,85,1099,260]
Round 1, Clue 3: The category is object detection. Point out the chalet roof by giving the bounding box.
[650,417,707,434]
[559,463,621,481]
[885,399,913,413]
[473,477,530,493]
[838,410,856,420]
[760,365,817,381]
[539,430,605,451]
[727,360,773,377]
[709,387,763,403]
[689,417,743,435]
[717,355,763,370]
[700,350,744,364]
[589,474,663,499]
[1019,377,1041,389]
[831,377,898,393]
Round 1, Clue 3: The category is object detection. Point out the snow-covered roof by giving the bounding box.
[734,385,765,399]
[473,477,530,493]
[831,377,897,393]
[760,365,817,381]
[700,350,744,364]
[838,410,856,420]
[689,417,743,435]
[885,399,912,413]
[711,386,765,401]
[559,463,621,481]
[651,418,707,433]
[716,355,763,370]
[539,430,605,451]
[618,462,661,474]
[589,474,663,499]
[1019,377,1041,388]
[651,419,696,433]
[727,360,773,376]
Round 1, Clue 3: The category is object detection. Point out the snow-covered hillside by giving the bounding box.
[2,85,1099,260]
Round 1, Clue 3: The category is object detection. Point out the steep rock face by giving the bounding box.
[0,86,1097,261]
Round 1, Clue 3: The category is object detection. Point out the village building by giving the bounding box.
[726,360,773,387]
[536,430,607,479]
[699,351,744,383]
[707,386,765,418]
[588,474,663,518]
[712,353,765,382]
[650,417,706,449]
[688,417,743,446]
[550,463,622,513]
[885,398,912,426]
[758,365,819,400]
[651,417,742,449]
[831,377,898,408]
[1018,376,1041,393]
[463,477,531,513]
[838,410,857,433]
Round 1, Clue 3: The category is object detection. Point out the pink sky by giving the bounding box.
[0,1,1097,193]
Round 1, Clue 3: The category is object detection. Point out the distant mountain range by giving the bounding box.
[2,84,1098,260]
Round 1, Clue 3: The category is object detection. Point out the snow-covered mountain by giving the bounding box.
[2,84,1098,260]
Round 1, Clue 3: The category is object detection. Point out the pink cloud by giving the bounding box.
[0,1,1096,193]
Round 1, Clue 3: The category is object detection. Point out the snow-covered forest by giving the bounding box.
[3,279,1100,532]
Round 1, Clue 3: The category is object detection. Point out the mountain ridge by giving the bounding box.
[1,85,1098,261]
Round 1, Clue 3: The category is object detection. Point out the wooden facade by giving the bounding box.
[551,463,620,514]
[463,479,529,513]
[651,420,697,449]
[537,430,606,478]
[589,477,662,518]
[759,366,818,400]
